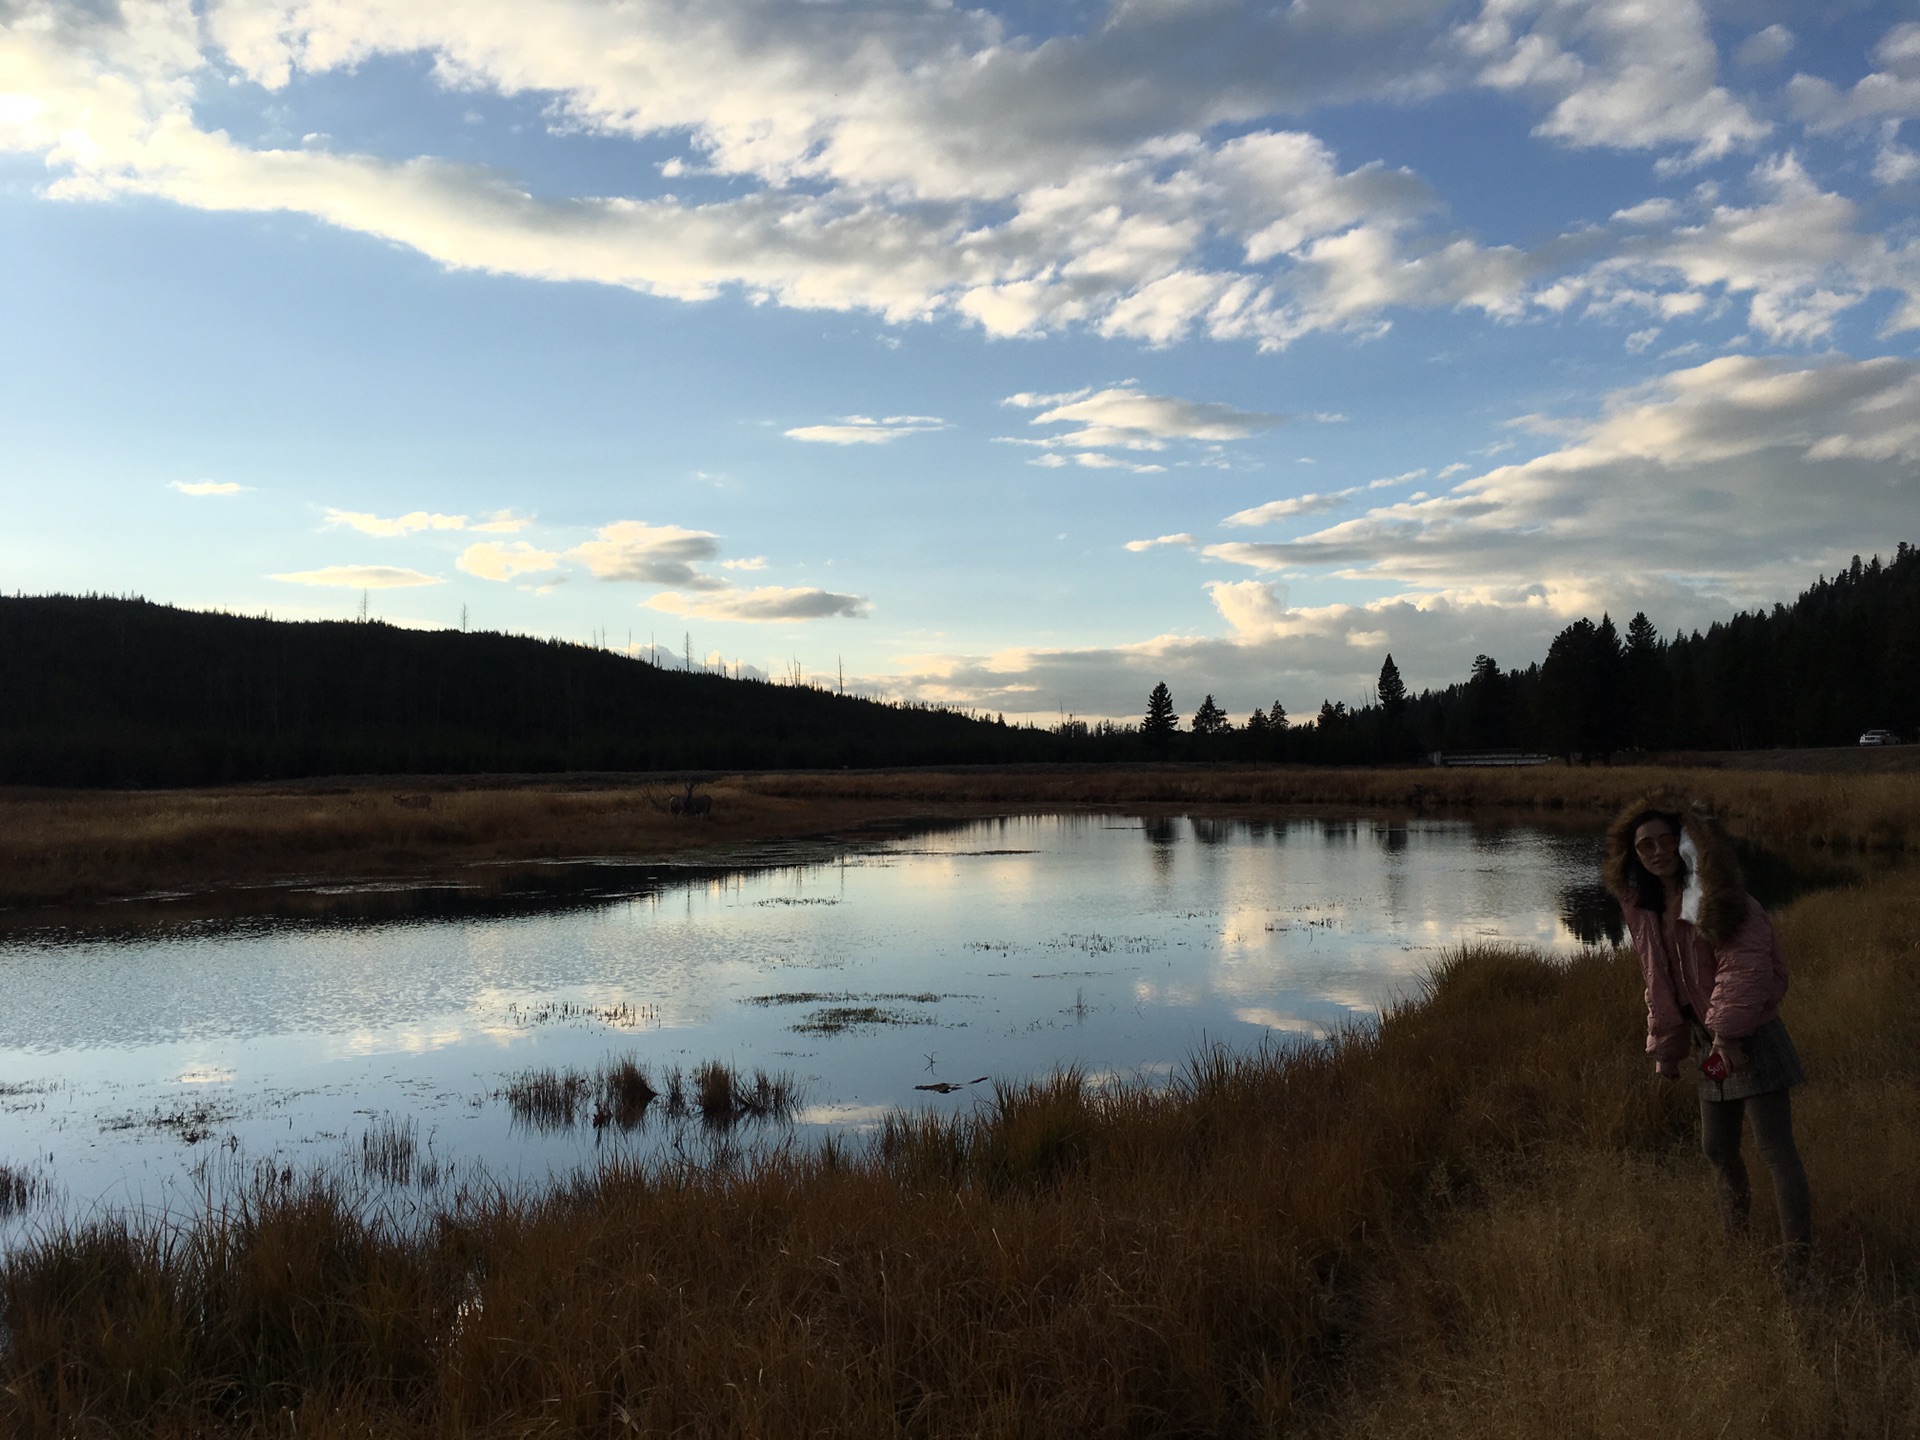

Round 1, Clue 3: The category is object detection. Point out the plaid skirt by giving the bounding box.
[1688,1014,1806,1103]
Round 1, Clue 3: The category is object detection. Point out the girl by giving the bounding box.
[1602,794,1811,1265]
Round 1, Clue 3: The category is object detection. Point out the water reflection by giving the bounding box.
[1557,882,1626,948]
[0,812,1722,1224]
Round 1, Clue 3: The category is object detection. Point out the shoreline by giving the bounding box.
[7,759,1919,921]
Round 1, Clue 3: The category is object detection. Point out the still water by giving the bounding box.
[0,814,1617,1227]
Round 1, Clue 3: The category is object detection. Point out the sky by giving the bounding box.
[3,0,1918,725]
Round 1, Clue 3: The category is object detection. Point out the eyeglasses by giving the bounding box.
[1634,833,1678,856]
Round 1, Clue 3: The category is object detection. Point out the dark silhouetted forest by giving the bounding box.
[0,596,1053,785]
[1186,544,1920,765]
[5,545,1915,785]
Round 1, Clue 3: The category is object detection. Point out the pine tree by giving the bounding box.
[1142,682,1177,754]
[1376,653,1408,717]
[1191,694,1229,735]
[1268,700,1287,728]
[1466,654,1508,749]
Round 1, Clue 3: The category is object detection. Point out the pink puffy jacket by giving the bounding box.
[1621,897,1788,1065]
[1601,791,1790,1069]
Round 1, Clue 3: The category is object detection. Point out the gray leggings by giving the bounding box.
[1700,1088,1811,1246]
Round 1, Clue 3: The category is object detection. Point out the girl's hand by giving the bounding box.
[1653,1058,1680,1081]
[1710,1037,1748,1073]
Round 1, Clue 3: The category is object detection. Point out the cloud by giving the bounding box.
[568,520,727,589]
[1205,353,1920,601]
[170,480,248,496]
[456,542,561,582]
[324,507,533,536]
[1007,384,1284,450]
[270,565,444,588]
[1220,491,1354,527]
[1539,155,1920,343]
[1066,452,1166,473]
[1789,23,1920,132]
[784,415,947,444]
[721,556,768,571]
[891,350,1920,723]
[880,582,1634,724]
[0,0,1731,353]
[643,585,867,622]
[1124,533,1197,552]
[325,508,470,537]
[1456,0,1769,167]
[9,0,1913,382]
[1735,26,1794,70]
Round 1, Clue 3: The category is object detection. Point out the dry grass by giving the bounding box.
[4,860,1916,1437]
[7,761,1919,914]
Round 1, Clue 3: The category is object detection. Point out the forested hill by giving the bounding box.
[0,596,1046,786]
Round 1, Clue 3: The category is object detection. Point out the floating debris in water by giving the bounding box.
[913,1077,989,1094]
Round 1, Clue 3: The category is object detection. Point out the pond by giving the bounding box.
[0,813,1622,1229]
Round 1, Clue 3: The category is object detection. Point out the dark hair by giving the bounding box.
[1622,808,1687,911]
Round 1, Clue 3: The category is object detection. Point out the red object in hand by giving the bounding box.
[1700,1051,1729,1081]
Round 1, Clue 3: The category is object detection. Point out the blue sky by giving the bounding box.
[3,1,1918,723]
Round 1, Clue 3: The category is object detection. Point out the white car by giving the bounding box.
[1858,729,1901,746]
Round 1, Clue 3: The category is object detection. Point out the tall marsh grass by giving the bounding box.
[6,862,1916,1436]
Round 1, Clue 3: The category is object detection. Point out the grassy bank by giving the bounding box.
[4,867,1915,1436]
[7,760,1920,912]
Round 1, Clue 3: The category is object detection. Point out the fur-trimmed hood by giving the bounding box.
[1602,790,1749,946]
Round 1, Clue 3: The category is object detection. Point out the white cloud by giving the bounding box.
[1789,23,1920,132]
[1124,533,1197,552]
[568,520,726,589]
[1008,384,1284,450]
[325,508,471,537]
[879,583,1620,723]
[643,585,867,622]
[0,0,1734,352]
[1545,155,1919,343]
[1457,0,1769,167]
[1207,353,1920,599]
[456,542,560,582]
[1735,26,1794,70]
[721,556,768,571]
[270,564,443,588]
[1069,452,1166,473]
[170,479,248,495]
[1220,491,1354,527]
[472,509,534,532]
[784,415,947,444]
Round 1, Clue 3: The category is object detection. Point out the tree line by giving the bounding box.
[4,545,1913,785]
[1132,544,1920,764]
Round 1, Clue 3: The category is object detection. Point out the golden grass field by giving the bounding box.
[6,758,1919,913]
[2,777,1917,1435]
